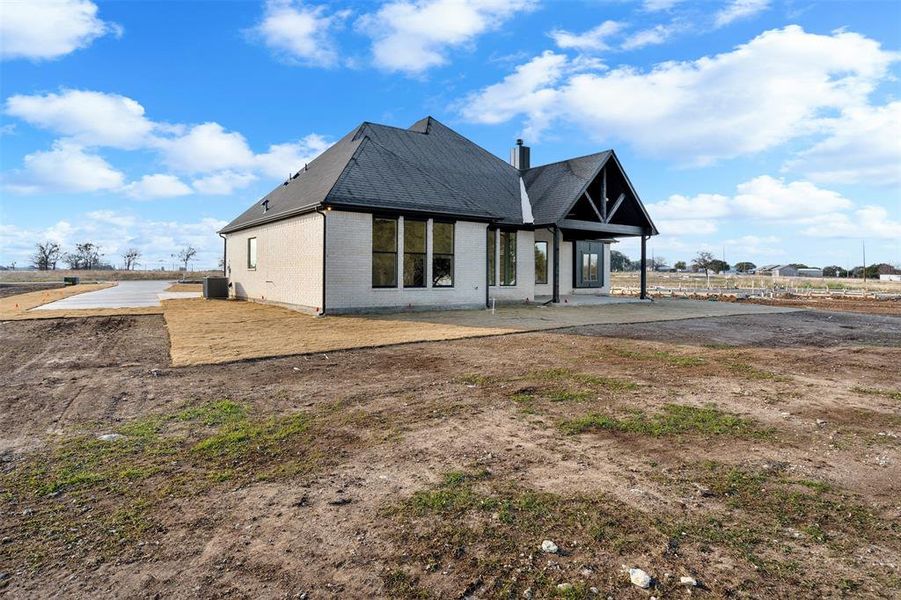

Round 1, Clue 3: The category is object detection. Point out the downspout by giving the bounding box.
[315,207,327,316]
[551,225,561,304]
[218,232,227,276]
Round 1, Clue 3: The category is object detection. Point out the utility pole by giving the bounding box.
[862,240,867,291]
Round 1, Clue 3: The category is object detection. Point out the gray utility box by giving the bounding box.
[203,276,229,299]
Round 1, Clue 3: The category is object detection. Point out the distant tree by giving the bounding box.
[691,251,717,286]
[122,248,141,270]
[788,263,809,269]
[865,264,880,279]
[709,259,730,274]
[610,250,632,272]
[650,256,668,271]
[822,265,847,278]
[217,256,225,271]
[32,241,61,270]
[64,242,102,270]
[674,261,687,271]
[174,245,197,271]
[734,261,756,273]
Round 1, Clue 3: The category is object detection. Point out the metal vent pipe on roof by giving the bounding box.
[510,139,530,170]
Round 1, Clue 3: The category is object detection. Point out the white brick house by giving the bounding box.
[220,117,657,314]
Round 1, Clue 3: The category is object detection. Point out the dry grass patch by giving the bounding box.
[164,282,202,293]
[163,298,512,366]
[560,404,770,438]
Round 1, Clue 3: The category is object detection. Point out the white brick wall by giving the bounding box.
[532,228,611,296]
[225,211,613,314]
[324,210,488,312]
[225,212,324,311]
[489,229,535,303]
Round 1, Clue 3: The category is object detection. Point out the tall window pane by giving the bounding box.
[403,219,426,287]
[432,221,454,287]
[247,237,257,269]
[534,241,548,284]
[372,217,397,287]
[500,230,517,286]
[487,229,496,286]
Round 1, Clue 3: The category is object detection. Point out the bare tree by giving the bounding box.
[32,241,61,270]
[64,242,102,270]
[122,248,141,270]
[174,245,197,271]
[692,250,716,288]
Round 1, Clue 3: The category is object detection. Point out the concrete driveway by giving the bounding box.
[33,280,200,310]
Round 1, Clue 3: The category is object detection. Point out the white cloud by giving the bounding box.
[460,50,568,138]
[0,213,228,268]
[642,0,683,11]
[800,206,901,240]
[359,0,536,74]
[155,122,256,174]
[550,20,622,52]
[646,175,860,236]
[732,175,852,218]
[191,171,259,196]
[4,89,333,196]
[254,133,332,178]
[5,90,155,149]
[251,0,349,67]
[723,235,784,258]
[784,102,901,186]
[461,26,899,165]
[123,174,193,199]
[621,24,674,50]
[0,0,121,61]
[714,0,769,28]
[5,140,124,194]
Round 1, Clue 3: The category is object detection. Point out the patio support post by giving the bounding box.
[640,234,648,300]
[552,226,561,303]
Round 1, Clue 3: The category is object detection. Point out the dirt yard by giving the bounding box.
[1,309,899,599]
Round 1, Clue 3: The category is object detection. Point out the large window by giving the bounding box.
[499,230,517,286]
[534,241,548,284]
[372,217,398,287]
[487,229,496,286]
[403,219,426,287]
[247,237,257,269]
[432,221,454,287]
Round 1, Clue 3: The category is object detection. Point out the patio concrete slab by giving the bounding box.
[32,280,200,310]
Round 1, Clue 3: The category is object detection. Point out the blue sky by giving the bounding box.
[1,0,899,270]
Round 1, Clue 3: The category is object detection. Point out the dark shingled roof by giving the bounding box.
[523,152,611,225]
[220,117,656,235]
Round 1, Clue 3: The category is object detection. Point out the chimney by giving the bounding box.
[510,138,530,171]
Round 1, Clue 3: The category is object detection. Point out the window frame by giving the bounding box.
[431,220,455,288]
[487,228,496,286]
[247,237,257,270]
[499,230,517,286]
[534,240,548,285]
[403,218,427,288]
[372,216,398,288]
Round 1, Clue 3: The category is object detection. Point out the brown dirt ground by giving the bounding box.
[1,310,899,598]
[163,297,795,367]
[165,283,203,293]
[736,296,901,316]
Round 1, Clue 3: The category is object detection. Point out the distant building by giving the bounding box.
[797,268,823,277]
[880,274,901,282]
[770,265,798,277]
